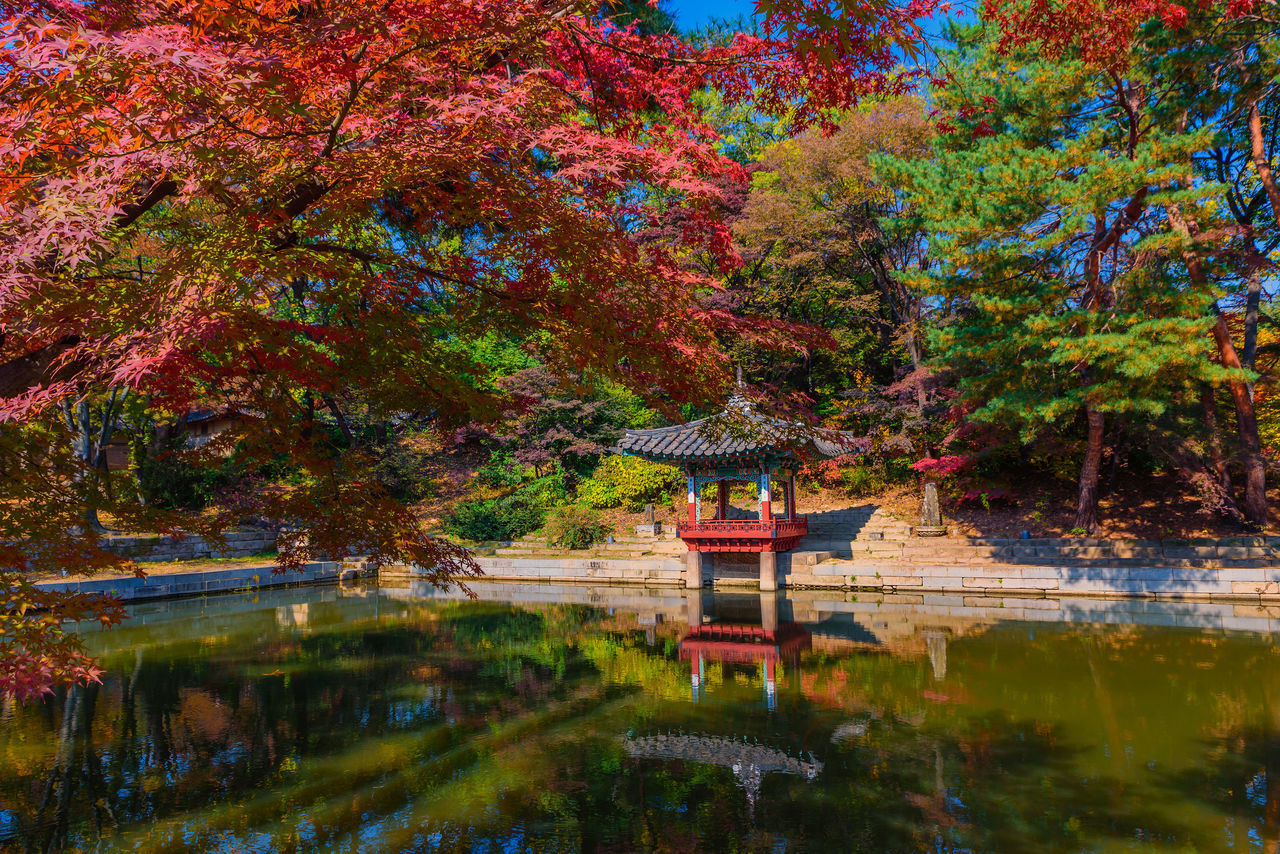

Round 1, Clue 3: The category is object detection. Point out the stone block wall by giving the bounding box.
[36,561,341,603]
[782,559,1280,600]
[102,529,278,562]
[383,554,686,587]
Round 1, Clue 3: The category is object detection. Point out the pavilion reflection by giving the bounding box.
[680,590,810,710]
[620,731,822,819]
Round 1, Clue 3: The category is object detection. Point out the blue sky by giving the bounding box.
[667,0,756,31]
[665,0,974,39]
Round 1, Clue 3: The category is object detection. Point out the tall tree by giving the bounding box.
[1139,6,1280,525]
[733,98,934,409]
[881,22,1239,532]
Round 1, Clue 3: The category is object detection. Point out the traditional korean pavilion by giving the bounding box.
[614,392,857,591]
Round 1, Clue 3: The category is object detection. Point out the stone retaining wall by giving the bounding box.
[792,536,1280,567]
[383,554,686,586]
[36,561,342,603]
[782,560,1280,600]
[381,578,689,620]
[101,530,278,562]
[387,547,1280,602]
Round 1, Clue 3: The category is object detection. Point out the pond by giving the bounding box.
[2,580,1278,853]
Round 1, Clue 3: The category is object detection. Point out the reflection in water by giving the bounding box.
[680,591,810,710]
[621,733,821,819]
[1,581,1279,852]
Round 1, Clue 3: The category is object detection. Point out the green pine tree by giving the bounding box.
[877,21,1241,532]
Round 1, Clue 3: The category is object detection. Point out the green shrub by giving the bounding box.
[578,455,683,511]
[545,504,612,550]
[519,470,569,506]
[443,489,547,542]
[137,450,244,510]
[839,465,887,497]
[475,449,527,488]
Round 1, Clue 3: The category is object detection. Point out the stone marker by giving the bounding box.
[914,482,947,537]
[636,502,663,537]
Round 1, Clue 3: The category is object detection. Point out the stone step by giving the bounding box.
[813,555,1279,572]
[601,541,653,551]
[790,550,835,566]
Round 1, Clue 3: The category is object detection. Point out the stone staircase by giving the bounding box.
[784,505,1280,596]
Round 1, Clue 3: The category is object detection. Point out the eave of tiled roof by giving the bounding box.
[613,396,858,463]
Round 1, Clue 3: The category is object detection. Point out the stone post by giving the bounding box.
[915,482,947,537]
[684,549,703,589]
[636,503,661,537]
[759,550,777,592]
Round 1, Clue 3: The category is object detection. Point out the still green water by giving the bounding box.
[1,581,1278,853]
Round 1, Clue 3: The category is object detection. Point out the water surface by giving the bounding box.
[2,581,1278,852]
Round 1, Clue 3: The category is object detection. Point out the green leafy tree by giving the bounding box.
[731,98,944,476]
[881,21,1239,532]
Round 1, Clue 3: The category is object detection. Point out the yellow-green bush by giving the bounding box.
[545,504,612,549]
[578,455,683,511]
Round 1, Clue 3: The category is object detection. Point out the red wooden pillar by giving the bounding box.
[687,473,696,522]
[760,470,772,522]
[717,481,728,519]
[786,479,796,519]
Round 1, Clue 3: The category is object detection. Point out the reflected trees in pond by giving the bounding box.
[4,594,1280,852]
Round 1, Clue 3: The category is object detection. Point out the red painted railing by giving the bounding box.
[675,517,808,552]
[677,517,808,537]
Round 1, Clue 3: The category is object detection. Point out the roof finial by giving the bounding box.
[736,364,744,388]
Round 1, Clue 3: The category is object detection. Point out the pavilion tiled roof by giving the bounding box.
[613,394,859,464]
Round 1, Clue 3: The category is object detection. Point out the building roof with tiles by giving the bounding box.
[613,394,859,464]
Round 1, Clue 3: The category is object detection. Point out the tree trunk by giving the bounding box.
[322,394,355,448]
[1243,238,1263,381]
[1212,312,1268,527]
[61,399,106,533]
[301,391,315,441]
[0,334,80,399]
[1076,404,1105,533]
[904,329,927,413]
[1201,384,1233,496]
[1166,200,1268,528]
[1250,100,1280,230]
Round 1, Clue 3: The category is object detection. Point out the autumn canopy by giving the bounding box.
[0,0,937,697]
